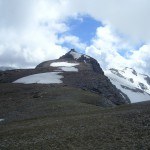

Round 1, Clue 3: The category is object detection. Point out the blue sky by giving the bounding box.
[66,15,101,45]
[59,15,102,52]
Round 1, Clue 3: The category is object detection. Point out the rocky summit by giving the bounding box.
[0,49,130,106]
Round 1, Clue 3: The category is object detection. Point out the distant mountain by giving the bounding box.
[105,67,150,103]
[0,49,130,106]
[0,66,15,71]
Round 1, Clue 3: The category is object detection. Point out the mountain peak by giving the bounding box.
[60,49,90,61]
[69,49,77,53]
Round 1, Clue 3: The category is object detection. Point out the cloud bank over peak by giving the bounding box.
[0,0,150,75]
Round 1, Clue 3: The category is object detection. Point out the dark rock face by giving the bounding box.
[145,76,150,86]
[121,85,144,93]
[139,82,148,90]
[110,68,125,79]
[62,71,130,105]
[124,67,137,76]
[0,49,130,105]
[129,78,134,83]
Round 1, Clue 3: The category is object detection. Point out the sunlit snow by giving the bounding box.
[70,51,82,59]
[105,68,150,103]
[110,78,150,103]
[13,72,63,84]
[59,66,78,72]
[50,62,79,67]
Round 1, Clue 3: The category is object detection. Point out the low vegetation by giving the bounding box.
[0,84,150,149]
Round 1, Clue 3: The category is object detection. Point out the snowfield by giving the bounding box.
[50,62,79,67]
[105,68,150,103]
[13,72,63,84]
[59,66,78,72]
[50,62,79,72]
[110,78,150,103]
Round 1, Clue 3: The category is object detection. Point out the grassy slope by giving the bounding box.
[0,84,150,150]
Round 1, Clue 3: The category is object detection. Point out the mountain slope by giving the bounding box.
[30,49,130,105]
[105,67,150,103]
[0,49,130,105]
[0,83,150,149]
[0,66,15,71]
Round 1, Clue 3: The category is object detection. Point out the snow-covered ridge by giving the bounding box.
[105,67,150,103]
[109,67,150,93]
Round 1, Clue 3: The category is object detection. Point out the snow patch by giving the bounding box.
[13,72,63,84]
[0,119,4,122]
[59,66,78,72]
[70,51,82,59]
[50,62,79,67]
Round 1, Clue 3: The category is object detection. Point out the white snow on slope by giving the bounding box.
[69,51,90,60]
[13,72,63,84]
[59,66,78,72]
[105,68,150,103]
[110,78,150,103]
[50,62,79,72]
[0,119,4,122]
[121,68,150,93]
[50,62,79,67]
[70,51,82,59]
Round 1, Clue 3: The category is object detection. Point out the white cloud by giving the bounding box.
[85,25,131,69]
[85,25,150,75]
[128,45,150,74]
[0,0,150,75]
[68,0,150,42]
[0,0,70,68]
[58,35,86,50]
